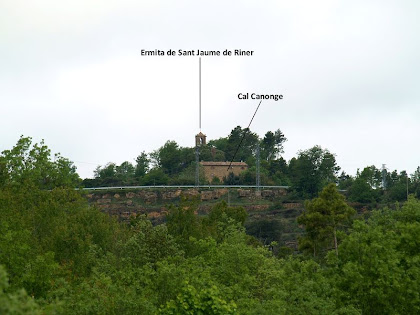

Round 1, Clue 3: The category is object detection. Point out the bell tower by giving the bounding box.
[195,132,206,146]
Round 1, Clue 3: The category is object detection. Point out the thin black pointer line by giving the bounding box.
[227,100,262,171]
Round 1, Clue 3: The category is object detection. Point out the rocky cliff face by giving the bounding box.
[86,187,305,250]
[86,187,291,222]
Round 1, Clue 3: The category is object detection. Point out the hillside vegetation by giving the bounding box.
[84,127,420,204]
[1,136,420,314]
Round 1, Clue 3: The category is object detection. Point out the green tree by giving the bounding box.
[199,145,225,162]
[261,129,287,161]
[166,197,202,254]
[135,151,150,178]
[289,146,340,198]
[203,201,248,242]
[348,178,377,203]
[152,141,194,176]
[348,166,382,203]
[245,219,283,245]
[266,157,290,186]
[119,215,181,267]
[160,282,237,315]
[337,171,354,190]
[387,170,410,201]
[94,162,118,186]
[298,184,355,257]
[152,141,181,175]
[225,126,259,162]
[239,168,256,185]
[171,163,206,185]
[0,136,80,189]
[208,137,228,155]
[411,166,420,198]
[359,165,381,189]
[0,265,41,314]
[179,147,195,169]
[115,161,135,185]
[330,197,420,314]
[141,168,169,185]
[267,157,288,177]
[224,172,240,185]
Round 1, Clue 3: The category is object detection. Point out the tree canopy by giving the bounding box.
[298,184,356,257]
[0,136,80,189]
[1,136,420,314]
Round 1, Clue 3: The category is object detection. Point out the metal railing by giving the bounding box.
[80,185,290,191]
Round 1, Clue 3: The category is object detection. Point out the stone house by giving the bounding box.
[200,161,248,182]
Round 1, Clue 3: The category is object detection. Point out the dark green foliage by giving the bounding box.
[348,177,378,203]
[152,141,194,175]
[348,166,384,203]
[94,162,117,184]
[4,136,420,314]
[160,282,237,314]
[0,187,120,283]
[135,151,150,178]
[115,161,135,184]
[3,174,420,314]
[224,126,260,162]
[0,136,80,189]
[76,127,420,207]
[207,201,248,226]
[166,197,203,253]
[298,184,355,257]
[239,166,271,185]
[360,165,382,189]
[208,137,228,154]
[411,167,420,198]
[119,215,182,267]
[141,168,169,185]
[329,197,420,314]
[239,168,256,185]
[338,171,354,190]
[289,146,340,198]
[385,170,410,201]
[268,157,288,175]
[94,161,137,187]
[260,129,287,161]
[245,219,283,245]
[0,266,41,314]
[211,176,221,184]
[203,201,248,243]
[199,144,226,162]
[170,162,206,185]
[224,172,241,185]
[166,199,247,252]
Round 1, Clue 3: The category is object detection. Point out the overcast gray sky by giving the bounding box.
[1,0,419,179]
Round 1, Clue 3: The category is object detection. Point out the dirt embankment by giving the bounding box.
[86,187,297,222]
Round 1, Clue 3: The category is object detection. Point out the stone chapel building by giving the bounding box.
[195,132,248,182]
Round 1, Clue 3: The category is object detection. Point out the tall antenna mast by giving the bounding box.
[256,142,261,191]
[195,146,200,186]
[196,57,202,186]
